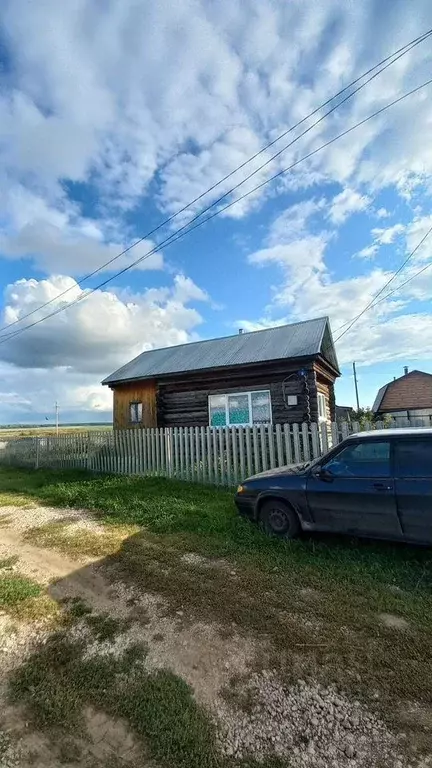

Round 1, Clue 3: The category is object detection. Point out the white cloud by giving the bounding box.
[371,223,405,245]
[0,220,163,276]
[328,188,371,225]
[0,273,208,375]
[356,244,379,260]
[404,214,432,261]
[376,207,390,219]
[246,201,432,367]
[0,185,163,276]
[0,362,114,423]
[1,0,432,240]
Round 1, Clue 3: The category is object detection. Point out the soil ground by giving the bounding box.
[0,468,431,768]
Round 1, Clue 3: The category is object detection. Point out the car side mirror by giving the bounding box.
[314,466,333,483]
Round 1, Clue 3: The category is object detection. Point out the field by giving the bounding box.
[0,424,112,439]
[0,466,431,768]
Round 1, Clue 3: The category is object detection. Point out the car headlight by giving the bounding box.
[237,484,246,494]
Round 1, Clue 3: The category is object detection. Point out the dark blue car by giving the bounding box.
[235,429,432,544]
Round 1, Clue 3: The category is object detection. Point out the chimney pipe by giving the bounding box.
[404,366,408,376]
[238,328,243,335]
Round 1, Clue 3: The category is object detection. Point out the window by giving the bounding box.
[129,402,143,423]
[318,392,327,422]
[323,440,390,478]
[209,395,226,427]
[208,391,271,427]
[394,440,432,478]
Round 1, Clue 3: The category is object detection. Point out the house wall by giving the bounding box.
[155,357,337,428]
[379,372,432,413]
[314,360,336,422]
[112,380,157,429]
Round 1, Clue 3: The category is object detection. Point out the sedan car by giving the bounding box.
[235,429,432,544]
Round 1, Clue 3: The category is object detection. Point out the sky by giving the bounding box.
[0,0,432,425]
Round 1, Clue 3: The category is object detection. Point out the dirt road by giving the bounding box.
[0,503,430,768]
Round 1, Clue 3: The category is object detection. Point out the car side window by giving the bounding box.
[394,440,432,478]
[323,441,391,478]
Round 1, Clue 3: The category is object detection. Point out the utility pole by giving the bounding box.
[55,402,59,437]
[352,362,360,411]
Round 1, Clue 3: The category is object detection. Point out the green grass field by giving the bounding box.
[1,466,432,765]
[0,425,112,439]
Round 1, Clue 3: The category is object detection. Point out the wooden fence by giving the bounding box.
[0,419,428,486]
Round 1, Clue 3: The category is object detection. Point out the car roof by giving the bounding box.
[348,428,432,439]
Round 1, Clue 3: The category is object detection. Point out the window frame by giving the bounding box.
[317,392,327,422]
[321,438,392,478]
[208,390,272,428]
[393,437,432,479]
[129,401,143,424]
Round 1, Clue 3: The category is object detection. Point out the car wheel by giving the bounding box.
[260,499,300,539]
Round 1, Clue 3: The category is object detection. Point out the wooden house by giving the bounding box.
[102,317,340,429]
[372,369,432,421]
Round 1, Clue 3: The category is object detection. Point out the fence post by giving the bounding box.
[320,422,329,454]
[35,437,39,470]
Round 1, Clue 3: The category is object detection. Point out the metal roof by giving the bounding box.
[102,316,339,385]
[349,428,432,438]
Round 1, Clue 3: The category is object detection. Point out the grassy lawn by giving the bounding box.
[1,466,432,764]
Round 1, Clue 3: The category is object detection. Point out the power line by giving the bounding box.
[333,224,432,342]
[1,28,431,336]
[1,75,431,348]
[355,259,432,316]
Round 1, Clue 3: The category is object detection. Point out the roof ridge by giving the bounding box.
[146,315,329,355]
[105,316,329,375]
[102,315,334,386]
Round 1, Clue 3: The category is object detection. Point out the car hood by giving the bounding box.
[246,463,305,481]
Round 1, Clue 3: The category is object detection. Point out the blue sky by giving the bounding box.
[0,0,431,424]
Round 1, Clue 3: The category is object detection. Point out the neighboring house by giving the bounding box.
[335,405,354,423]
[372,369,432,421]
[102,317,340,430]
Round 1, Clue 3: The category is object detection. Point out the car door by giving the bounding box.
[394,437,432,543]
[306,438,401,538]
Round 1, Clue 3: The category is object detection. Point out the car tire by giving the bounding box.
[260,499,300,539]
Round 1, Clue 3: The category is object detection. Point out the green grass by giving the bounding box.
[9,630,223,768]
[0,571,59,621]
[0,573,42,608]
[24,520,139,559]
[1,466,432,756]
[1,466,431,594]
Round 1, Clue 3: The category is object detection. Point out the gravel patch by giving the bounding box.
[217,671,415,767]
[180,552,232,570]
[0,730,21,768]
[379,613,410,630]
[0,504,104,534]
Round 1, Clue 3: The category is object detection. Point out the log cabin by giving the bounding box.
[102,316,340,429]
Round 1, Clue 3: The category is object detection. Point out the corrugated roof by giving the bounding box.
[372,384,388,413]
[102,316,339,385]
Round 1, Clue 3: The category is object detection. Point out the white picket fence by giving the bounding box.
[0,419,427,486]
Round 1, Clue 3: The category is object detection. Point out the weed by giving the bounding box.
[24,520,138,559]
[0,555,18,569]
[0,573,42,608]
[65,597,93,618]
[84,613,125,641]
[0,492,34,507]
[0,571,59,621]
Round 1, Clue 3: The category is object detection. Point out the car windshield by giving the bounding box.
[296,455,323,471]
